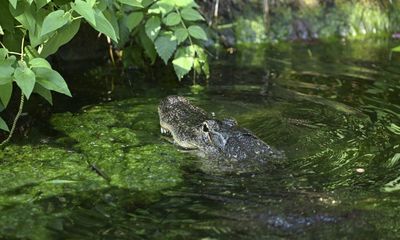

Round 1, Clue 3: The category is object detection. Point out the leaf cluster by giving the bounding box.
[0,0,209,132]
[115,0,210,79]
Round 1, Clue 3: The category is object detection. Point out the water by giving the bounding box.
[1,39,400,239]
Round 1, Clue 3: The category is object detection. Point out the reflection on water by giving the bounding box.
[1,39,400,239]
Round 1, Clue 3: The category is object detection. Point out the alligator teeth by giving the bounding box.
[160,127,171,135]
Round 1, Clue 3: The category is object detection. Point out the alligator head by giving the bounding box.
[158,96,283,163]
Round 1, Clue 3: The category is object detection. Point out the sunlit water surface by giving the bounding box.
[1,39,400,239]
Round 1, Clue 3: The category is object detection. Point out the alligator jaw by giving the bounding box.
[160,121,198,150]
[160,119,173,137]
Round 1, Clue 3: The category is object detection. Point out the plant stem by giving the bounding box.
[175,7,197,84]
[20,33,25,57]
[0,33,26,148]
[0,93,25,148]
[175,7,194,46]
[0,42,22,56]
[0,41,22,56]
[72,16,84,21]
[0,41,7,49]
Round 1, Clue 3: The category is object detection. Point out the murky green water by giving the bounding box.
[1,39,400,239]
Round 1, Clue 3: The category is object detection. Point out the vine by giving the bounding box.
[0,32,27,147]
[0,93,24,148]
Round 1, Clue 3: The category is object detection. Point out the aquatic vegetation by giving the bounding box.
[0,145,103,205]
[0,98,191,238]
[50,99,188,191]
[0,98,188,198]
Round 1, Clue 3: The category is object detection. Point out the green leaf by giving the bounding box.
[10,1,36,33]
[87,0,96,6]
[116,20,130,48]
[118,0,143,8]
[142,0,154,7]
[90,10,118,42]
[194,45,209,78]
[73,0,96,26]
[188,25,207,40]
[34,68,71,97]
[174,27,188,44]
[103,9,119,39]
[35,0,50,9]
[193,57,201,74]
[0,117,9,132]
[41,10,71,36]
[29,58,52,69]
[192,44,208,76]
[147,4,161,14]
[193,44,206,59]
[0,48,8,61]
[163,12,181,26]
[1,55,17,64]
[0,82,13,107]
[139,27,157,63]
[1,55,16,64]
[180,7,204,21]
[0,1,15,32]
[154,32,177,64]
[0,57,16,85]
[14,65,36,99]
[145,16,161,41]
[172,46,195,79]
[40,19,81,58]
[33,83,52,104]
[9,0,17,8]
[156,0,174,15]
[392,45,400,52]
[0,25,3,35]
[29,8,49,48]
[96,0,109,11]
[175,0,193,7]
[124,12,143,32]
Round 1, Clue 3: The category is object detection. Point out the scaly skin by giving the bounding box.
[158,96,283,163]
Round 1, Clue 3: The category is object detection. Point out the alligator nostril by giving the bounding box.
[202,124,209,132]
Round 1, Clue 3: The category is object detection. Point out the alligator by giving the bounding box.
[158,96,284,166]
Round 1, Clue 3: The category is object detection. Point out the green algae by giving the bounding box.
[0,145,105,206]
[0,144,107,239]
[0,98,190,238]
[49,98,187,191]
[0,98,188,203]
[0,97,191,234]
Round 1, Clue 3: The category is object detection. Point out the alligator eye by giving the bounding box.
[202,123,209,132]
